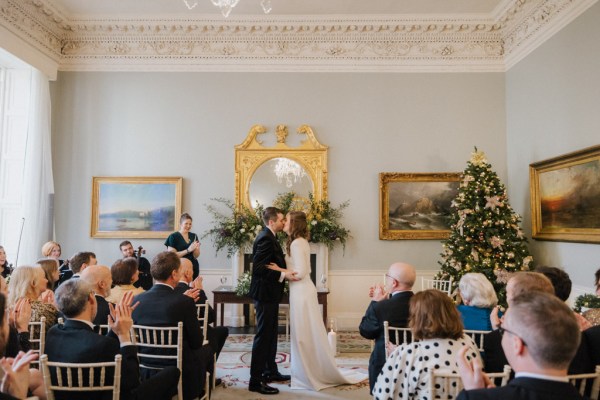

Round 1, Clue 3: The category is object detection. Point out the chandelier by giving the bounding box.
[183,0,272,17]
[274,158,307,189]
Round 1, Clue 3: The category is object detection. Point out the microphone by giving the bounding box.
[14,217,25,267]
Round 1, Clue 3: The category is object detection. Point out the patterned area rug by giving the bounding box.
[222,331,372,353]
[214,332,371,399]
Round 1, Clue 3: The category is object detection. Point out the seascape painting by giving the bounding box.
[91,177,182,238]
[539,159,600,229]
[380,173,461,240]
[388,181,459,230]
[530,145,600,243]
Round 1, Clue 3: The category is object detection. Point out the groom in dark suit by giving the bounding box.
[457,291,585,400]
[249,207,298,395]
[359,262,415,393]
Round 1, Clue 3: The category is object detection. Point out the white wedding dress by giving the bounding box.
[287,237,367,390]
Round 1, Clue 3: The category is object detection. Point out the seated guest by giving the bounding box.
[0,292,42,400]
[106,258,144,305]
[484,271,554,373]
[46,280,179,400]
[457,292,585,400]
[58,251,97,285]
[8,265,59,334]
[582,267,600,326]
[0,246,12,278]
[175,258,229,361]
[535,265,591,331]
[359,262,415,393]
[37,258,60,304]
[132,252,214,400]
[80,265,113,325]
[373,289,482,400]
[458,273,499,331]
[119,241,152,290]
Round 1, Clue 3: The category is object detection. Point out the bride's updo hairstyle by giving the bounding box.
[286,211,310,254]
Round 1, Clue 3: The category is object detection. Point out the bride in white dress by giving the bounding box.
[268,211,367,391]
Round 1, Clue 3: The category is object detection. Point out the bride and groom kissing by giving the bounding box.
[248,207,366,394]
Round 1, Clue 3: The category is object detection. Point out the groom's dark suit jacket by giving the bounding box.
[249,227,287,303]
[456,377,586,400]
[359,291,413,392]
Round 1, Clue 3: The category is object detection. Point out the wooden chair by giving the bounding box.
[196,301,217,390]
[383,321,412,357]
[421,277,453,296]
[567,365,600,400]
[463,329,492,352]
[28,316,46,368]
[131,322,210,400]
[429,364,511,400]
[40,353,122,400]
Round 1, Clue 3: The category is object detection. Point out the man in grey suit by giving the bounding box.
[457,291,585,400]
[359,262,415,393]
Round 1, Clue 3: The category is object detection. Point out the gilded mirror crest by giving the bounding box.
[235,124,328,210]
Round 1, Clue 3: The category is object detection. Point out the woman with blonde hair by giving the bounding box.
[373,289,482,400]
[267,211,366,390]
[106,257,144,304]
[8,265,58,333]
[457,272,499,330]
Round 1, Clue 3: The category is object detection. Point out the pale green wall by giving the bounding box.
[50,72,506,271]
[506,2,600,288]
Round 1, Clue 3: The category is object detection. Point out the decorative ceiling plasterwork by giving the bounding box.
[0,0,596,72]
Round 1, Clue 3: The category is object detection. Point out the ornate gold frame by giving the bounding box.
[91,176,182,238]
[530,145,600,244]
[235,124,328,210]
[379,172,461,240]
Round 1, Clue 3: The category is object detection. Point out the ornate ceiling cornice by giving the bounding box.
[0,0,596,72]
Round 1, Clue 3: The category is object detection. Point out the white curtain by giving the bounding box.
[18,68,54,265]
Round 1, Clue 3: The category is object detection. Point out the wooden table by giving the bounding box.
[212,286,330,327]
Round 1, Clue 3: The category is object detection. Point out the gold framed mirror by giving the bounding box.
[235,124,328,210]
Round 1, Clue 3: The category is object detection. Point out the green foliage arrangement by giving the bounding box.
[234,270,289,296]
[436,148,533,306]
[574,293,600,313]
[274,192,350,251]
[202,198,264,258]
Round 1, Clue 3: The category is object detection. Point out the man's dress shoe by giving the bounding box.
[248,382,279,395]
[264,373,291,382]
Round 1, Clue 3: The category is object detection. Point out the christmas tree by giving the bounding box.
[437,148,533,306]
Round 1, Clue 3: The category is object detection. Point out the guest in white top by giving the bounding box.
[373,289,482,400]
[106,257,144,304]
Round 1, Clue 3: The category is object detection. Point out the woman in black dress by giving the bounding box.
[165,213,201,278]
[0,246,12,279]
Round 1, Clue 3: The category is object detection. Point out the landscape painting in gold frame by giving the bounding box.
[380,173,461,240]
[91,177,182,238]
[530,145,600,243]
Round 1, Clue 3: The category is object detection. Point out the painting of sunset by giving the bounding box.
[539,159,600,229]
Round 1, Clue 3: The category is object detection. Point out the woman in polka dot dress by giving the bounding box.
[373,289,482,400]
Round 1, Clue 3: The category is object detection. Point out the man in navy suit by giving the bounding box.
[132,251,214,400]
[45,279,179,400]
[457,291,585,400]
[359,262,415,393]
[248,207,298,395]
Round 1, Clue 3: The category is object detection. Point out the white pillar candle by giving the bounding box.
[328,329,337,355]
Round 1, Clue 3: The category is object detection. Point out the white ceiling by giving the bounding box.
[49,0,504,18]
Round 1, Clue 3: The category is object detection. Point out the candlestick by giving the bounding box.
[327,329,337,355]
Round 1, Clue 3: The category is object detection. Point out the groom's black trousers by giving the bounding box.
[250,301,280,383]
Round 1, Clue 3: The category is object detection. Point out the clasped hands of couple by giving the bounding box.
[266,263,298,281]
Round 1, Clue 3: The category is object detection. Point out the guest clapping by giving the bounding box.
[373,289,482,400]
[165,213,200,279]
[106,258,144,304]
[458,273,499,331]
[8,265,59,333]
[37,258,60,301]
